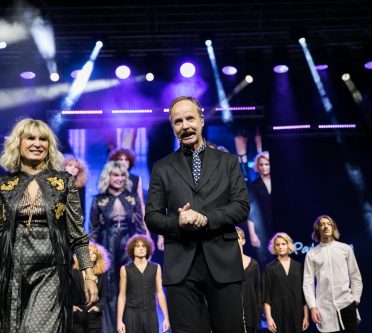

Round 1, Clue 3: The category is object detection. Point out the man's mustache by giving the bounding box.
[180,131,195,138]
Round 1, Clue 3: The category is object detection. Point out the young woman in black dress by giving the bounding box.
[263,232,309,333]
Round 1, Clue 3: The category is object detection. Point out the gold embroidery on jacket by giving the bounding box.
[125,195,136,206]
[55,202,66,220]
[0,178,20,191]
[98,198,109,207]
[47,177,65,191]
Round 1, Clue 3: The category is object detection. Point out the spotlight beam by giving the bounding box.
[299,38,332,113]
[0,79,118,110]
[62,42,103,110]
[205,40,232,123]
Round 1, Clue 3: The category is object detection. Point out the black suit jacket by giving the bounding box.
[145,146,249,285]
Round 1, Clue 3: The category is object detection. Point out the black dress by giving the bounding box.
[71,270,106,333]
[89,191,146,333]
[123,262,159,333]
[263,259,305,333]
[0,170,92,333]
[248,177,272,239]
[242,258,262,333]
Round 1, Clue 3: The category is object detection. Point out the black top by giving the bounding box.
[263,258,305,333]
[249,176,272,236]
[242,258,262,329]
[129,174,139,195]
[125,261,158,311]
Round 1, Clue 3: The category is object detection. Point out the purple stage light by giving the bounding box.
[318,124,356,129]
[115,65,131,79]
[180,62,196,78]
[71,70,80,79]
[273,65,289,73]
[222,66,237,75]
[215,106,256,111]
[364,61,372,70]
[273,124,311,130]
[112,109,152,114]
[0,41,6,49]
[315,64,328,70]
[62,110,103,115]
[20,71,36,79]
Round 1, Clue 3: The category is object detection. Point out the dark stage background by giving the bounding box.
[1,1,372,331]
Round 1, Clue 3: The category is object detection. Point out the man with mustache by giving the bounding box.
[145,96,249,333]
[303,215,363,333]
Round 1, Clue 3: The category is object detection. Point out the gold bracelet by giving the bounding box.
[85,275,98,283]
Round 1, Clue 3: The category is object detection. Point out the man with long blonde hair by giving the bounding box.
[303,215,363,333]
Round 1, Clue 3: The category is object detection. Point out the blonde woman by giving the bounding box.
[72,241,111,333]
[263,232,309,333]
[0,118,97,333]
[89,161,146,333]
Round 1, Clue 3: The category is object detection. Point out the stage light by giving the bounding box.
[318,124,356,129]
[96,41,103,48]
[364,61,372,70]
[0,41,6,49]
[273,124,311,130]
[115,65,131,79]
[0,19,28,44]
[62,110,103,115]
[205,39,232,123]
[180,62,196,78]
[71,70,80,79]
[112,109,153,114]
[20,71,36,79]
[273,65,289,73]
[315,64,328,71]
[50,72,59,82]
[342,74,363,104]
[245,75,253,83]
[215,106,256,111]
[205,40,212,46]
[299,37,332,113]
[146,73,154,81]
[222,66,237,75]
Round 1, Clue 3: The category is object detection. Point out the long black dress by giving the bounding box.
[263,259,305,333]
[0,170,92,333]
[123,262,159,333]
[89,190,146,333]
[242,258,261,333]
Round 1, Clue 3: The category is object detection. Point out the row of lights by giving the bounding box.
[61,106,258,115]
[17,61,372,82]
[272,124,356,130]
[4,38,371,81]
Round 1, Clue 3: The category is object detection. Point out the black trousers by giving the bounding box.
[327,301,359,333]
[166,247,243,333]
[71,311,102,333]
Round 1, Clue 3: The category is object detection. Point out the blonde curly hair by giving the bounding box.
[74,241,111,275]
[0,118,63,172]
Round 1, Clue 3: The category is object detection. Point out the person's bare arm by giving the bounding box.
[117,266,127,333]
[155,265,170,332]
